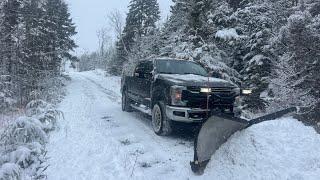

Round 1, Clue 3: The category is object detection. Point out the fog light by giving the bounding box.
[173,111,185,117]
[235,96,241,107]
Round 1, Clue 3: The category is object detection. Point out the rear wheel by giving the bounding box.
[152,102,173,136]
[122,90,132,112]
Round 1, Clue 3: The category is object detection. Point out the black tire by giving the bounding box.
[152,101,173,136]
[122,90,132,112]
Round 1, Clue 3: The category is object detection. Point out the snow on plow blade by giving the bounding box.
[191,107,297,174]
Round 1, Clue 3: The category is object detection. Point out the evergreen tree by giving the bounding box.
[234,2,274,111]
[166,0,192,33]
[111,0,160,75]
[275,10,320,121]
[158,0,193,57]
[1,0,21,75]
[0,0,22,108]
[43,0,77,74]
[21,0,47,96]
[205,0,293,112]
[122,0,160,52]
[0,0,77,110]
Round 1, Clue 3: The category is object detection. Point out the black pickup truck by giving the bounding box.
[121,58,243,135]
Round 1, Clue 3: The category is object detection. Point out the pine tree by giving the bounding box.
[43,0,77,74]
[0,0,77,109]
[109,40,128,75]
[1,0,20,75]
[0,0,22,109]
[110,0,160,75]
[142,0,160,35]
[275,10,320,121]
[158,0,193,57]
[206,0,287,112]
[166,0,192,33]
[122,0,160,51]
[21,0,47,96]
[234,3,274,111]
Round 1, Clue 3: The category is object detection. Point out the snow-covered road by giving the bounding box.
[46,71,196,180]
[47,70,320,180]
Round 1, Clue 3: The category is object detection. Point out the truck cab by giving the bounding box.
[121,58,242,135]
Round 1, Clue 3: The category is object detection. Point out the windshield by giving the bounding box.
[155,59,208,76]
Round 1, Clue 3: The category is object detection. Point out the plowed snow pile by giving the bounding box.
[202,117,320,180]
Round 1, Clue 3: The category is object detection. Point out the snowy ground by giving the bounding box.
[46,70,320,180]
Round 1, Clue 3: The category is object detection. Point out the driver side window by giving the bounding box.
[134,61,153,79]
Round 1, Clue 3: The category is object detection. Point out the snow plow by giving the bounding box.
[190,107,297,174]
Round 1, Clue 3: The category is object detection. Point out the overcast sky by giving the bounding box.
[65,0,173,55]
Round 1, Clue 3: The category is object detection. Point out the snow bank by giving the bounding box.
[203,117,320,180]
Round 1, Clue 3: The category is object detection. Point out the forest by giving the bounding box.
[79,0,320,124]
[0,0,76,112]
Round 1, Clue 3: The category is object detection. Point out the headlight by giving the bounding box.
[200,88,212,93]
[170,86,187,106]
[242,89,253,95]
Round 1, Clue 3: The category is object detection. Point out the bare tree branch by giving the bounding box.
[107,10,129,54]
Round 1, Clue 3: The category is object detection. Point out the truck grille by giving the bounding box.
[182,86,236,109]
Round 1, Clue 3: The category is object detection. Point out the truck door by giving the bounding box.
[141,61,153,99]
[132,61,153,103]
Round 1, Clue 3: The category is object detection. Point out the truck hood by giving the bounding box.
[156,74,237,88]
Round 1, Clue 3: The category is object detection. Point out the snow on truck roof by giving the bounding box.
[140,57,196,62]
[155,57,190,61]
[158,73,228,83]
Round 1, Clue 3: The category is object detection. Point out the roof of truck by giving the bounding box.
[140,57,196,64]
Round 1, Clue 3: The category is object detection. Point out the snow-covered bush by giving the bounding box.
[1,117,48,146]
[0,163,21,180]
[27,100,62,132]
[36,74,70,105]
[0,98,62,179]
[26,100,52,117]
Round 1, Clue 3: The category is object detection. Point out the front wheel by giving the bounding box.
[122,90,132,112]
[152,102,173,136]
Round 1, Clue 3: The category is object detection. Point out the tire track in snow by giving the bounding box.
[47,72,198,179]
[81,75,121,103]
[82,72,195,151]
[81,72,197,176]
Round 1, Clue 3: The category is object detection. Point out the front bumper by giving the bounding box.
[166,106,210,123]
[166,105,241,123]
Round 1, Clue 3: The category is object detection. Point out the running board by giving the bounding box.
[131,104,152,115]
